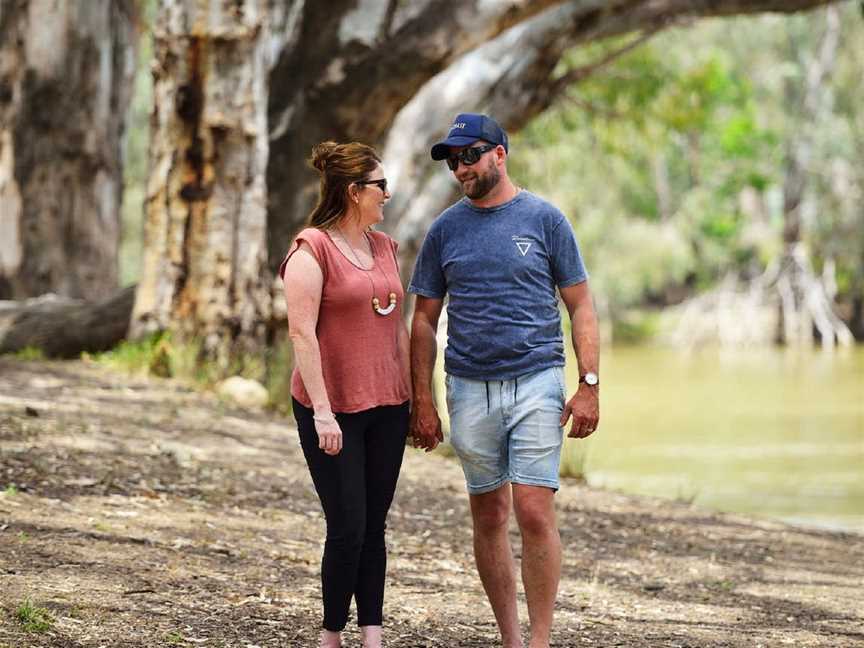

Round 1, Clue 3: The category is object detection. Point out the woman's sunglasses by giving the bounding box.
[356,178,388,193]
[446,144,496,171]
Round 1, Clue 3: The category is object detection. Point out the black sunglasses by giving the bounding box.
[446,144,496,171]
[356,178,388,193]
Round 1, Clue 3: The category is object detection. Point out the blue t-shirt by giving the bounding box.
[408,190,587,380]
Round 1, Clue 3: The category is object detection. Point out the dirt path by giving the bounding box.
[0,357,861,647]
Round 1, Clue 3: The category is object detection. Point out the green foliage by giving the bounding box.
[560,440,589,481]
[13,347,45,361]
[612,310,662,346]
[90,332,166,375]
[91,331,297,411]
[512,7,864,335]
[263,339,295,415]
[15,600,53,633]
[2,485,17,496]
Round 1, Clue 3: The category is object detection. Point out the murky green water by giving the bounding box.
[561,346,864,532]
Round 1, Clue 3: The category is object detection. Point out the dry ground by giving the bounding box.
[0,357,862,647]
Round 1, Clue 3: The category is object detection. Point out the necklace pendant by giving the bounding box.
[372,295,397,316]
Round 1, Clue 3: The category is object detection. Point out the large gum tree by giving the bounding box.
[0,0,136,301]
[0,0,842,360]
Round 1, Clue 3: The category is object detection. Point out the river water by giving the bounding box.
[561,346,864,532]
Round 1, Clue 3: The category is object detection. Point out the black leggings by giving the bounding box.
[293,398,409,631]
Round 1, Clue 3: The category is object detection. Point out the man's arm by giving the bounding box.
[410,295,445,451]
[559,281,600,438]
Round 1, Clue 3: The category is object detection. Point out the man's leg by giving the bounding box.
[447,375,516,645]
[512,484,560,648]
[470,485,522,648]
[507,367,567,647]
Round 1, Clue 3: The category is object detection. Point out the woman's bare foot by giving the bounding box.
[320,629,342,648]
[360,625,382,648]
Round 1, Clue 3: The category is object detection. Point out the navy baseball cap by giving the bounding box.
[430,113,509,160]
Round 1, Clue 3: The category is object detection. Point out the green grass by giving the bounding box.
[90,331,297,412]
[2,485,17,496]
[91,521,111,533]
[13,347,45,361]
[15,600,53,633]
[611,309,662,345]
[88,331,165,375]
[432,441,457,458]
[164,630,185,645]
[559,440,589,482]
[263,340,295,414]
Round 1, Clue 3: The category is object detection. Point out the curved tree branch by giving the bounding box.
[381,0,839,267]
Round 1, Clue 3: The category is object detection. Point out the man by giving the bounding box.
[408,113,600,648]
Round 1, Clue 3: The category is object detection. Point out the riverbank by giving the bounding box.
[1,358,861,647]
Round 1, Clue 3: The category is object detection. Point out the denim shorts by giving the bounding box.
[445,366,567,495]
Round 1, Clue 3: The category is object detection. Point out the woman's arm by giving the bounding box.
[397,316,411,402]
[283,242,342,455]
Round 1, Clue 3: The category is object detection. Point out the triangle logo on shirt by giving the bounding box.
[512,237,532,256]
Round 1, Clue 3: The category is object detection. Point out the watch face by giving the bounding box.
[584,372,599,386]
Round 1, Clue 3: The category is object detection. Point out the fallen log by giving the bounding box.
[0,285,136,358]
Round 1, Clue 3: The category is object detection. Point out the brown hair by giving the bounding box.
[307,141,381,229]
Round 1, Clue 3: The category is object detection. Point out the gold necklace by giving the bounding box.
[335,228,397,316]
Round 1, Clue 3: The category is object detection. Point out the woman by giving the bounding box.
[279,141,411,648]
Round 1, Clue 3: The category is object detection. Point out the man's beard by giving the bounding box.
[463,164,501,200]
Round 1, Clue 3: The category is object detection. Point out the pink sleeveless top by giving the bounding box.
[279,227,409,413]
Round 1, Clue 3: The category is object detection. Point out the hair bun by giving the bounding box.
[310,141,339,173]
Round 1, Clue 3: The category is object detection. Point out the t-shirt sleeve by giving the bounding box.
[550,215,588,288]
[387,235,400,268]
[408,226,446,299]
[279,228,327,281]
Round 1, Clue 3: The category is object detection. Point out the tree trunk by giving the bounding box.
[775,6,852,348]
[129,0,273,367]
[669,5,853,350]
[0,0,136,300]
[264,0,569,269]
[0,286,136,358]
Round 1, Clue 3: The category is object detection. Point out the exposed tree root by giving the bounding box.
[668,244,853,350]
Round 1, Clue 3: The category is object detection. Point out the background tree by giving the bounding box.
[128,0,274,368]
[0,0,848,362]
[505,4,860,347]
[0,0,137,300]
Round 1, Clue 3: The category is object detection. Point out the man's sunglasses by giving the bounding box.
[356,178,388,193]
[446,144,496,171]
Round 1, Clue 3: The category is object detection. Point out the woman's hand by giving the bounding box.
[313,411,343,455]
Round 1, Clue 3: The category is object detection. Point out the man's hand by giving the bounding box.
[410,398,443,452]
[560,387,599,439]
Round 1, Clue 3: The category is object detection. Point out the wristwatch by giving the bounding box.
[579,372,599,387]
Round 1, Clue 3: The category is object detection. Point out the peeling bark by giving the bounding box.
[0,0,136,300]
[130,0,273,365]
